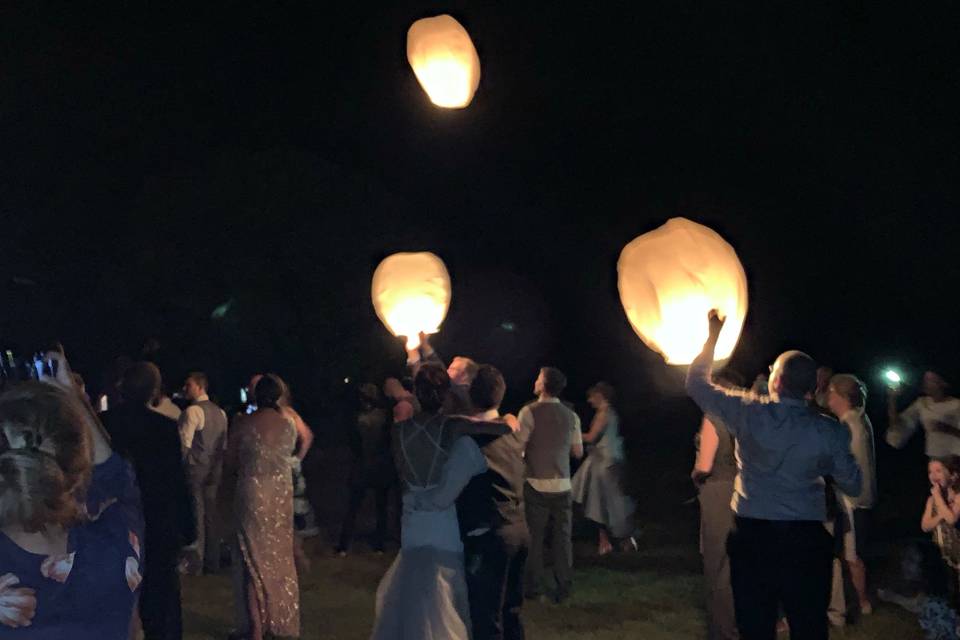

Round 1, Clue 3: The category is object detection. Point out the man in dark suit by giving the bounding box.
[448,365,530,639]
[102,361,196,640]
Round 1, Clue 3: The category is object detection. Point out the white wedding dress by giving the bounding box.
[370,414,478,640]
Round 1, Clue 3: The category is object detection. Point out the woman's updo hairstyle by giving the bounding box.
[0,382,93,530]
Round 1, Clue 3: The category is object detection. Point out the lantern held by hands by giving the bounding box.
[407,15,481,109]
[617,218,748,364]
[372,252,452,350]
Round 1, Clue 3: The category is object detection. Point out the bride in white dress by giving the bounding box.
[370,365,486,640]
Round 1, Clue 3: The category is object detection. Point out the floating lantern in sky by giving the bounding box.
[406,14,481,108]
[617,218,748,365]
[371,252,452,350]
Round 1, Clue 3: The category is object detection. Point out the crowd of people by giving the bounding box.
[2,315,959,640]
[0,332,638,640]
[366,333,638,639]
[688,311,960,640]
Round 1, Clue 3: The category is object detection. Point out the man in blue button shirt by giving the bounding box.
[686,311,861,640]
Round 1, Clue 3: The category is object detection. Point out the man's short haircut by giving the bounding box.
[776,351,817,399]
[186,371,209,392]
[541,367,567,397]
[470,365,507,412]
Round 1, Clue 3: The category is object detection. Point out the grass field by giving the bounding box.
[179,439,932,639]
[181,534,925,640]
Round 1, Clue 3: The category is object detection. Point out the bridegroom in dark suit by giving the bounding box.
[453,365,530,640]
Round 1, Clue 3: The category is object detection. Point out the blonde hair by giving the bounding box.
[0,382,93,531]
[830,374,867,409]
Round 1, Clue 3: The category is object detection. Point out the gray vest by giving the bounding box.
[187,399,228,472]
[524,401,578,481]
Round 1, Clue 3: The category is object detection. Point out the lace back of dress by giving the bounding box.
[398,415,449,489]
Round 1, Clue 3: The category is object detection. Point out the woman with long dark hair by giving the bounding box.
[229,374,300,640]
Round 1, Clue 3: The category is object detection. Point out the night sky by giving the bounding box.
[2,2,958,450]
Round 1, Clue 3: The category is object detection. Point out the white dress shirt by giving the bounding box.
[179,393,210,451]
[686,348,862,521]
[887,396,960,459]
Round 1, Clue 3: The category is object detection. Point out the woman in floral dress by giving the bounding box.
[0,353,144,639]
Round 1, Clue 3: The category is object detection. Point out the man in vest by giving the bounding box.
[178,371,228,575]
[516,366,583,603]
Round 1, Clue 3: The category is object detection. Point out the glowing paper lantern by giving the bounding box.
[617,218,748,365]
[372,252,452,350]
[406,15,481,108]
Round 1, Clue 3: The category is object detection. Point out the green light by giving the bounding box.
[884,369,902,384]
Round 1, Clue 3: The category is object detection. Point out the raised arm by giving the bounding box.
[406,332,445,378]
[886,393,920,449]
[44,351,112,464]
[684,311,750,437]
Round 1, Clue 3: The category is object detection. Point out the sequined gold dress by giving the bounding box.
[232,409,300,639]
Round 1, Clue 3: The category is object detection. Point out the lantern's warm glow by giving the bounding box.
[617,218,748,365]
[371,252,452,350]
[406,15,481,109]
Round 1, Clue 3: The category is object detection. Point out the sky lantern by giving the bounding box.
[406,14,481,109]
[617,218,748,365]
[371,252,452,350]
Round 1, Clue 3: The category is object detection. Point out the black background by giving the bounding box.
[2,2,957,476]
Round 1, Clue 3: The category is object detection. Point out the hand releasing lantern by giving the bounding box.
[617,218,748,364]
[407,15,481,109]
[371,252,452,350]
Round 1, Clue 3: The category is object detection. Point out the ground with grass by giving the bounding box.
[181,437,930,639]
[182,535,924,639]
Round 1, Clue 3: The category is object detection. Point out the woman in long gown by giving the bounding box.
[230,374,300,640]
[370,364,480,640]
[571,382,636,555]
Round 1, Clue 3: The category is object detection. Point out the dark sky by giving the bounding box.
[2,3,958,428]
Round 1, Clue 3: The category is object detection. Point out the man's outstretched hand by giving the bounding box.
[707,309,726,342]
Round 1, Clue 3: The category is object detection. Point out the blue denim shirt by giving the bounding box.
[686,347,861,521]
